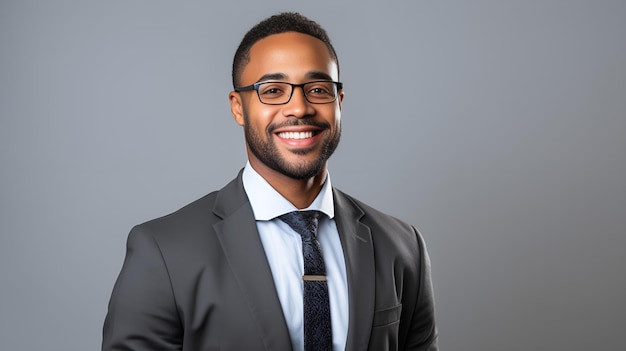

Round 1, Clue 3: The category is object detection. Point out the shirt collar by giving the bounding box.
[242,162,335,221]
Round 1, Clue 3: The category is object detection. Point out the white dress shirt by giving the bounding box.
[242,162,349,351]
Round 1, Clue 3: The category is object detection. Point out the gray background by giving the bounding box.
[1,1,624,350]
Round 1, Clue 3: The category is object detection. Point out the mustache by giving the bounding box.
[267,119,331,134]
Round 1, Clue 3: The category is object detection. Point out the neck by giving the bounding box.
[249,158,327,210]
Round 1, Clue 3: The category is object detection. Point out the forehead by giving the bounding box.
[242,32,339,83]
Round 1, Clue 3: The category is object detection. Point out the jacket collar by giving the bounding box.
[333,188,376,351]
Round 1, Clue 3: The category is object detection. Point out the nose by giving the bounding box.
[282,86,315,118]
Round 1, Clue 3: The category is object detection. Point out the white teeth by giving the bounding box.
[278,131,314,139]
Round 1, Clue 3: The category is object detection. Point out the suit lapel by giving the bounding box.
[333,189,376,351]
[213,173,293,351]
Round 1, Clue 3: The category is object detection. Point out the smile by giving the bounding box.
[277,131,315,139]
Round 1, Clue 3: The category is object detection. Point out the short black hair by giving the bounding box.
[232,12,339,88]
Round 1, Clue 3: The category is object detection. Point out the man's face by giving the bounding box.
[230,32,343,180]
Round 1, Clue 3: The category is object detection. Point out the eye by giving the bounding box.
[258,83,288,97]
[307,83,334,96]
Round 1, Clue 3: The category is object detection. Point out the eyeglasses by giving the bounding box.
[235,81,343,105]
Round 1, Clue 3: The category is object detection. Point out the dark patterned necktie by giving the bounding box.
[278,210,332,351]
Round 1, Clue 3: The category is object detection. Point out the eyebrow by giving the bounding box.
[255,71,335,83]
[306,71,334,81]
[256,73,287,82]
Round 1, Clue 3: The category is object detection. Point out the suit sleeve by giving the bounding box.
[404,227,438,350]
[102,225,183,350]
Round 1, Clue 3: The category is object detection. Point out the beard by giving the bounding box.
[243,113,341,180]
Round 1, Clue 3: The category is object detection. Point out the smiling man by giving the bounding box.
[103,12,437,351]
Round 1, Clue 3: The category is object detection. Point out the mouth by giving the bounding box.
[269,120,330,150]
[273,126,324,150]
[276,130,317,140]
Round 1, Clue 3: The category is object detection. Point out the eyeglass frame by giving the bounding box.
[234,80,343,105]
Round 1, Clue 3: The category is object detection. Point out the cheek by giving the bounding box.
[243,103,276,130]
[252,110,276,132]
[333,107,341,124]
[326,106,341,127]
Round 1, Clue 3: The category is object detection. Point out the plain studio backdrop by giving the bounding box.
[1,1,624,350]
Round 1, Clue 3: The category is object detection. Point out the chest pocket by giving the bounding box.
[372,304,402,327]
[369,304,403,351]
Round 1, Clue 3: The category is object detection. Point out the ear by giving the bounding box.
[337,90,345,110]
[229,91,245,126]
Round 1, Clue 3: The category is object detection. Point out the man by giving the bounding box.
[103,12,437,351]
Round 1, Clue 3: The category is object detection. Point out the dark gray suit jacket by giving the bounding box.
[102,172,438,350]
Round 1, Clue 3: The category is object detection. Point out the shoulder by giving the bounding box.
[140,191,219,234]
[334,188,417,236]
[134,173,246,239]
[332,188,429,263]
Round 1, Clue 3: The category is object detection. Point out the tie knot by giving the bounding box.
[278,210,321,240]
